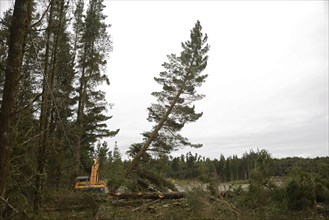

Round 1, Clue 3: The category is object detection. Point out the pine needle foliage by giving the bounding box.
[137,20,210,157]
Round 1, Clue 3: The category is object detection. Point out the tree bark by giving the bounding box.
[34,0,58,213]
[0,0,33,197]
[123,87,185,179]
[72,47,87,183]
[0,0,33,217]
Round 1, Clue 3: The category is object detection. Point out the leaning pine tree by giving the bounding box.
[121,20,209,189]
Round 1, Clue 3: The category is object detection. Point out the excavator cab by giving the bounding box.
[75,176,89,182]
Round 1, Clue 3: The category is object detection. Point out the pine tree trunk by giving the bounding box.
[34,1,54,213]
[116,54,198,192]
[70,1,84,185]
[47,0,66,191]
[116,86,185,193]
[0,0,33,216]
[73,48,87,184]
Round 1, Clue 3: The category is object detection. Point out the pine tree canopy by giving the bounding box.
[141,20,210,156]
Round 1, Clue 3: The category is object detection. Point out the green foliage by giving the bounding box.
[105,142,124,192]
[125,169,177,192]
[285,168,317,210]
[244,150,275,210]
[75,0,118,163]
[314,162,329,203]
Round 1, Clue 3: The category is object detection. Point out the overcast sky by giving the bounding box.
[1,1,328,159]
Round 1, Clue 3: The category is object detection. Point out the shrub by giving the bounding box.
[285,169,316,210]
[186,187,215,219]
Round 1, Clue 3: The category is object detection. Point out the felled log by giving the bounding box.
[108,192,186,200]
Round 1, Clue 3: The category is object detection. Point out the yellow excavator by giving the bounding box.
[74,159,106,193]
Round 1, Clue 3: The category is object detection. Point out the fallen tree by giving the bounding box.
[113,20,210,193]
[108,192,187,200]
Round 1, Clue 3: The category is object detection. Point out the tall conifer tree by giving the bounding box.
[74,0,118,177]
[124,20,209,187]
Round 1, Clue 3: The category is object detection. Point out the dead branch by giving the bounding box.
[31,1,51,28]
[21,128,47,146]
[210,196,241,220]
[132,198,161,212]
[0,196,19,214]
[14,93,42,115]
[0,196,29,218]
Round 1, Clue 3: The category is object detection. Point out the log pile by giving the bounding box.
[108,192,186,200]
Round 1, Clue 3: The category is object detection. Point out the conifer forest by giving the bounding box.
[0,1,328,219]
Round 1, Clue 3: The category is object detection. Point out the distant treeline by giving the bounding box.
[135,149,329,182]
[99,146,329,183]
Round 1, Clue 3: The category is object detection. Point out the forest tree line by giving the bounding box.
[98,145,329,185]
[0,0,119,215]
